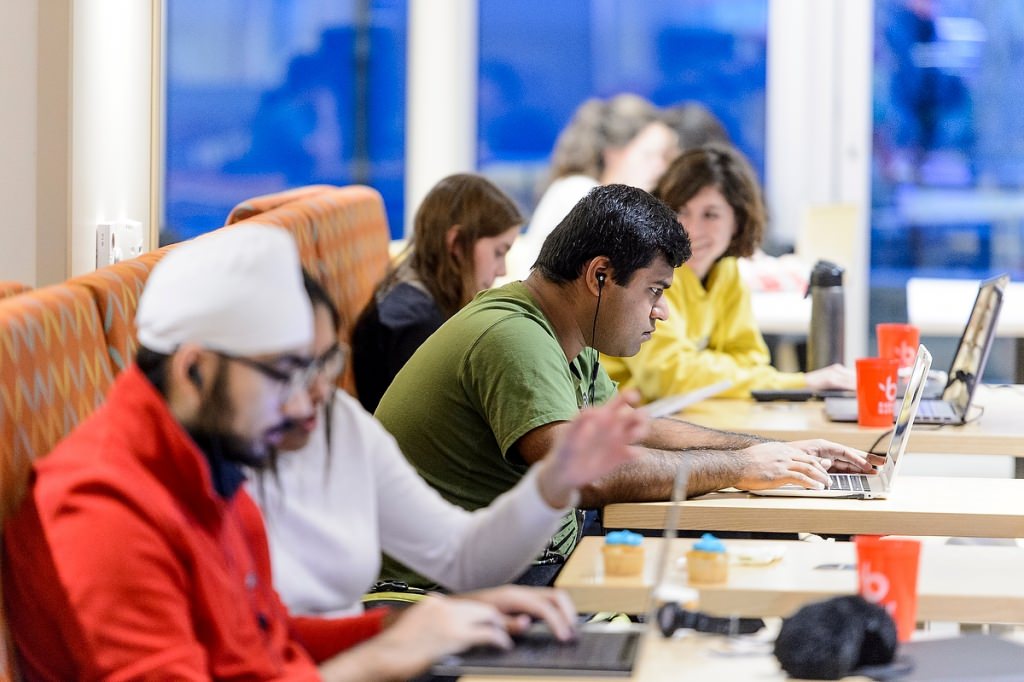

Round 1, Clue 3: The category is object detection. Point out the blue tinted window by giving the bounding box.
[477,0,767,212]
[872,0,1024,285]
[164,0,406,243]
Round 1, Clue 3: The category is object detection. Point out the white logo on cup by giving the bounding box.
[876,375,898,413]
[879,375,898,402]
[859,560,894,616]
[860,557,892,602]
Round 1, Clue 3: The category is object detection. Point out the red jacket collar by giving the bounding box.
[98,364,234,525]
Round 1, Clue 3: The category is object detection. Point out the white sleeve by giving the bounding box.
[367,413,568,591]
[526,175,599,244]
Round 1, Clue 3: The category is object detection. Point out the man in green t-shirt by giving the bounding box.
[376,184,880,587]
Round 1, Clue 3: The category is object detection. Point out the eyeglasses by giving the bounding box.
[312,343,349,384]
[215,352,319,403]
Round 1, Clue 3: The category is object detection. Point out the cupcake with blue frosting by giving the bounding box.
[686,533,728,583]
[602,530,645,576]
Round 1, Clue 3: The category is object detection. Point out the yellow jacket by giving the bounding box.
[603,258,806,400]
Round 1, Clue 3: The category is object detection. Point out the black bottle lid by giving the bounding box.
[809,260,844,288]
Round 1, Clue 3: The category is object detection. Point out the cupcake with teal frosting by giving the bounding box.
[602,530,644,576]
[687,533,728,583]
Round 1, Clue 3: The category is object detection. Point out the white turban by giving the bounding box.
[136,225,313,356]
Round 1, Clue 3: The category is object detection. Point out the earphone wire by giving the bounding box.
[586,276,604,407]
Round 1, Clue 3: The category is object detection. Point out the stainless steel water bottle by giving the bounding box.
[806,260,845,370]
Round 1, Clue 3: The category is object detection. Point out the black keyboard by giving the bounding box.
[829,474,870,492]
[436,629,639,674]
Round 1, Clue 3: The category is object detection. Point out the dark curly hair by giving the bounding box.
[533,184,690,286]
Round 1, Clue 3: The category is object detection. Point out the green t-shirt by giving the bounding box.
[374,282,615,587]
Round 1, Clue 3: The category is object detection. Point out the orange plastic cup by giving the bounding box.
[876,323,920,370]
[855,357,899,427]
[855,536,921,642]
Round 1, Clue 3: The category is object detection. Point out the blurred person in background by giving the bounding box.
[662,101,731,154]
[508,94,678,278]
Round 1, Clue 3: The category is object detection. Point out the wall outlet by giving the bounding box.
[96,223,115,268]
[96,220,145,268]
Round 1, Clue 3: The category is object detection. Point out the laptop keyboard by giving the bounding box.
[916,400,958,422]
[829,474,870,492]
[452,629,639,672]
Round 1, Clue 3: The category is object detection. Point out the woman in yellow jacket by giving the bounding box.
[603,143,854,399]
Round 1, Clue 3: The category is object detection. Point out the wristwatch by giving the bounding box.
[656,602,765,637]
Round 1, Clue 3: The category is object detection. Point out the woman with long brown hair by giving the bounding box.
[353,173,524,412]
[603,143,853,398]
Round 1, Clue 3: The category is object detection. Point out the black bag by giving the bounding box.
[362,580,430,611]
[774,595,899,680]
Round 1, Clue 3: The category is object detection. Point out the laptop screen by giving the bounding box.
[880,345,932,489]
[942,274,1008,413]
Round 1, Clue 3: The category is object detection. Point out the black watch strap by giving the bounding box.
[657,603,765,637]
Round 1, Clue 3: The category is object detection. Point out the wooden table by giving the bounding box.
[557,537,1024,624]
[603,477,1024,538]
[679,385,1024,456]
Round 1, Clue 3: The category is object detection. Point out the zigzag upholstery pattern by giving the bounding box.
[233,185,390,395]
[0,283,30,301]
[308,186,390,332]
[0,285,116,681]
[68,249,171,373]
[228,203,322,276]
[0,284,115,520]
[225,184,334,225]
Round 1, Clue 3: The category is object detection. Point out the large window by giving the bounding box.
[872,0,1024,285]
[164,0,406,243]
[477,0,768,217]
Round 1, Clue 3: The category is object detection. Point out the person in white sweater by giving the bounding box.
[250,272,646,616]
[506,94,679,282]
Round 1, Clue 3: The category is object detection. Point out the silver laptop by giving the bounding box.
[825,274,1007,425]
[752,344,931,499]
[640,379,732,419]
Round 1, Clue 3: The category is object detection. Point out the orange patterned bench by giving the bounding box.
[0,283,30,301]
[226,184,334,225]
[228,185,391,395]
[0,283,117,681]
[67,248,171,373]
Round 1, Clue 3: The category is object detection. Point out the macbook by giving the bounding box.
[752,344,931,499]
[825,274,1007,425]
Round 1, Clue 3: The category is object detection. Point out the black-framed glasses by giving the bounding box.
[215,351,317,403]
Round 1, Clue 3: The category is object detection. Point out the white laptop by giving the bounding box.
[825,274,1006,425]
[640,380,733,419]
[752,344,931,499]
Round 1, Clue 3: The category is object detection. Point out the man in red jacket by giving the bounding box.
[3,225,605,681]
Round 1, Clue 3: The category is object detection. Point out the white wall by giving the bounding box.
[70,0,157,277]
[0,1,39,285]
[766,0,873,360]
[0,0,158,286]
